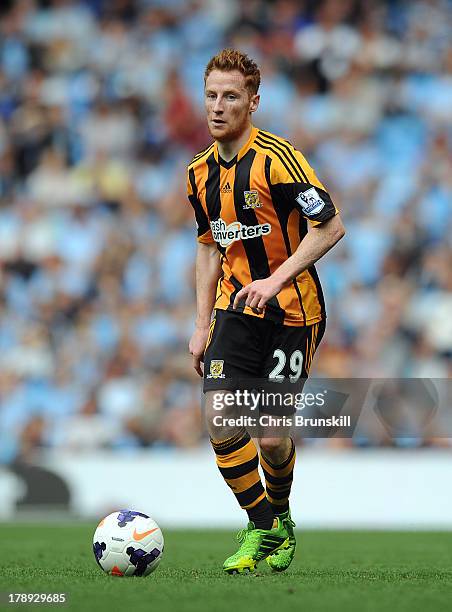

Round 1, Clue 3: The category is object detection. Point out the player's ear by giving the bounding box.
[249,93,260,114]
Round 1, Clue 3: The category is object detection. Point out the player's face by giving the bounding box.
[204,70,259,143]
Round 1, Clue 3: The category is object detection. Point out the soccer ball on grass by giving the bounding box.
[93,510,164,577]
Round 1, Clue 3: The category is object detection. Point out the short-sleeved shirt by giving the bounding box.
[187,126,338,327]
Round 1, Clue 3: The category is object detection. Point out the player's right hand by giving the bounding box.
[189,325,210,377]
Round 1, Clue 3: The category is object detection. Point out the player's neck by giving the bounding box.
[216,124,252,162]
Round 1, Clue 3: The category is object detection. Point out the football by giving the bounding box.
[92,510,164,577]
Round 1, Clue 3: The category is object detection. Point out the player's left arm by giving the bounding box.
[233,148,345,312]
[270,212,344,290]
[233,215,344,311]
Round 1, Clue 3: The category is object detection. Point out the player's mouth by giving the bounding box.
[211,119,226,127]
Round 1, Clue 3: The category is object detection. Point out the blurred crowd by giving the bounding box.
[0,0,451,462]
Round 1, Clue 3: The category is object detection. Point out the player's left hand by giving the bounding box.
[232,277,284,314]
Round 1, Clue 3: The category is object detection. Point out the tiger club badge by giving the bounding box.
[243,190,262,209]
[207,360,225,379]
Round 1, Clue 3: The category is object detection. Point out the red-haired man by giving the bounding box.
[188,49,345,574]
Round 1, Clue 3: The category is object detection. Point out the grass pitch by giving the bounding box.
[0,525,451,612]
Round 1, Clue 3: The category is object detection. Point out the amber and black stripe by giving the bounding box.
[205,154,222,221]
[227,273,244,310]
[258,130,309,183]
[255,136,298,181]
[304,319,326,374]
[264,155,307,325]
[190,142,214,165]
[211,430,274,528]
[260,439,296,515]
[233,150,285,323]
[188,167,211,239]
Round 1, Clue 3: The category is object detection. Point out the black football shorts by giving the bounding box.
[203,309,325,393]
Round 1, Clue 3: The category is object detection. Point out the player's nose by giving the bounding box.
[212,98,224,113]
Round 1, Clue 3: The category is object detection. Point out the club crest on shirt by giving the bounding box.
[295,187,325,216]
[207,360,225,379]
[243,190,262,209]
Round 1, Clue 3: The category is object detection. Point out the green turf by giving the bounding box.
[0,525,451,612]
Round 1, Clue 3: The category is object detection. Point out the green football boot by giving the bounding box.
[223,517,289,574]
[265,509,296,572]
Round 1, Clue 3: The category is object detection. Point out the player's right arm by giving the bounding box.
[187,164,221,376]
[189,242,221,376]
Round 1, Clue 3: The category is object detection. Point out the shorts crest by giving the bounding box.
[208,360,225,379]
